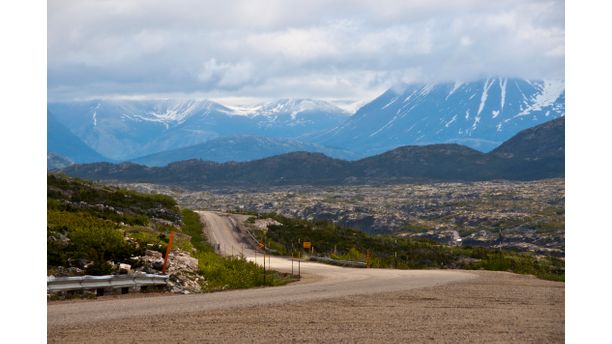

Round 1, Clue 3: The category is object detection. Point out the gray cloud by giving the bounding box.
[48,0,564,102]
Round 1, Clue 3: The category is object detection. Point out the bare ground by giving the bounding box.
[48,270,564,343]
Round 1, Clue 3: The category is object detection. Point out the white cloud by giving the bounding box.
[197,59,255,88]
[48,0,564,102]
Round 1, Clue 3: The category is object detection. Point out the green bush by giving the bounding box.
[332,247,364,261]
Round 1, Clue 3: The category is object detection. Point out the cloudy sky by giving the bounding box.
[48,0,564,105]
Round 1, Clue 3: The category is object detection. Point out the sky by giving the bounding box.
[48,0,565,106]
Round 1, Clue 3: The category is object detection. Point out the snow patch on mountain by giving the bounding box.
[499,78,507,111]
[257,99,349,119]
[223,99,349,119]
[446,81,463,99]
[477,78,494,119]
[382,96,400,109]
[516,80,565,117]
[114,99,225,125]
[445,115,458,127]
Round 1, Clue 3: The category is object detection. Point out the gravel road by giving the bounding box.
[47,211,564,343]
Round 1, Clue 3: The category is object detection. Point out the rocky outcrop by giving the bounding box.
[166,250,202,293]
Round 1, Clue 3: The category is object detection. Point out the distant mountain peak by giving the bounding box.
[322,77,564,155]
[226,98,349,118]
[111,98,229,125]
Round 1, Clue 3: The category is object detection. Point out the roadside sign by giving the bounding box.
[303,241,311,249]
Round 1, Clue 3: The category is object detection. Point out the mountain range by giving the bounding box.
[320,78,564,155]
[57,117,565,188]
[47,98,349,161]
[48,77,564,167]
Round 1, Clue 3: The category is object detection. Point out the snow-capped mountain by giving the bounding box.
[321,78,565,154]
[48,98,349,161]
[47,79,564,163]
[255,99,348,117]
[245,99,350,133]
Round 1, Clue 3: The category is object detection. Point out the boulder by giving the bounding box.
[118,263,131,274]
[145,249,163,259]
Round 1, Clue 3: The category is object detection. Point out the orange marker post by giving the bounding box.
[162,230,175,274]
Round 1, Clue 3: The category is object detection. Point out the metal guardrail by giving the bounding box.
[47,274,169,292]
[309,256,367,268]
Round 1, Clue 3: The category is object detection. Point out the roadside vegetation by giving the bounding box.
[47,174,295,292]
[47,174,183,275]
[251,213,565,281]
[180,209,296,291]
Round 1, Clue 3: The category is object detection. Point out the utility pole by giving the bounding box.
[291,240,294,276]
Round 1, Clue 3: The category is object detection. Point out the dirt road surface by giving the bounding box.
[47,211,564,343]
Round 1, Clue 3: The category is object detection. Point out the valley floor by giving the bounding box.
[48,270,563,343]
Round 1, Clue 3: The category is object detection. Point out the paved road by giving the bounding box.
[47,211,476,328]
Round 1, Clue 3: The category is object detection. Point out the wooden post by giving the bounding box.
[394,251,398,269]
[263,233,266,285]
[162,230,175,274]
[298,239,301,278]
[263,243,266,285]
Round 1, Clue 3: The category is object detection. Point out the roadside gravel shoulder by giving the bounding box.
[48,270,564,343]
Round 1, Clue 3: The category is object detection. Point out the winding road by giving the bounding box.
[48,211,476,328]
